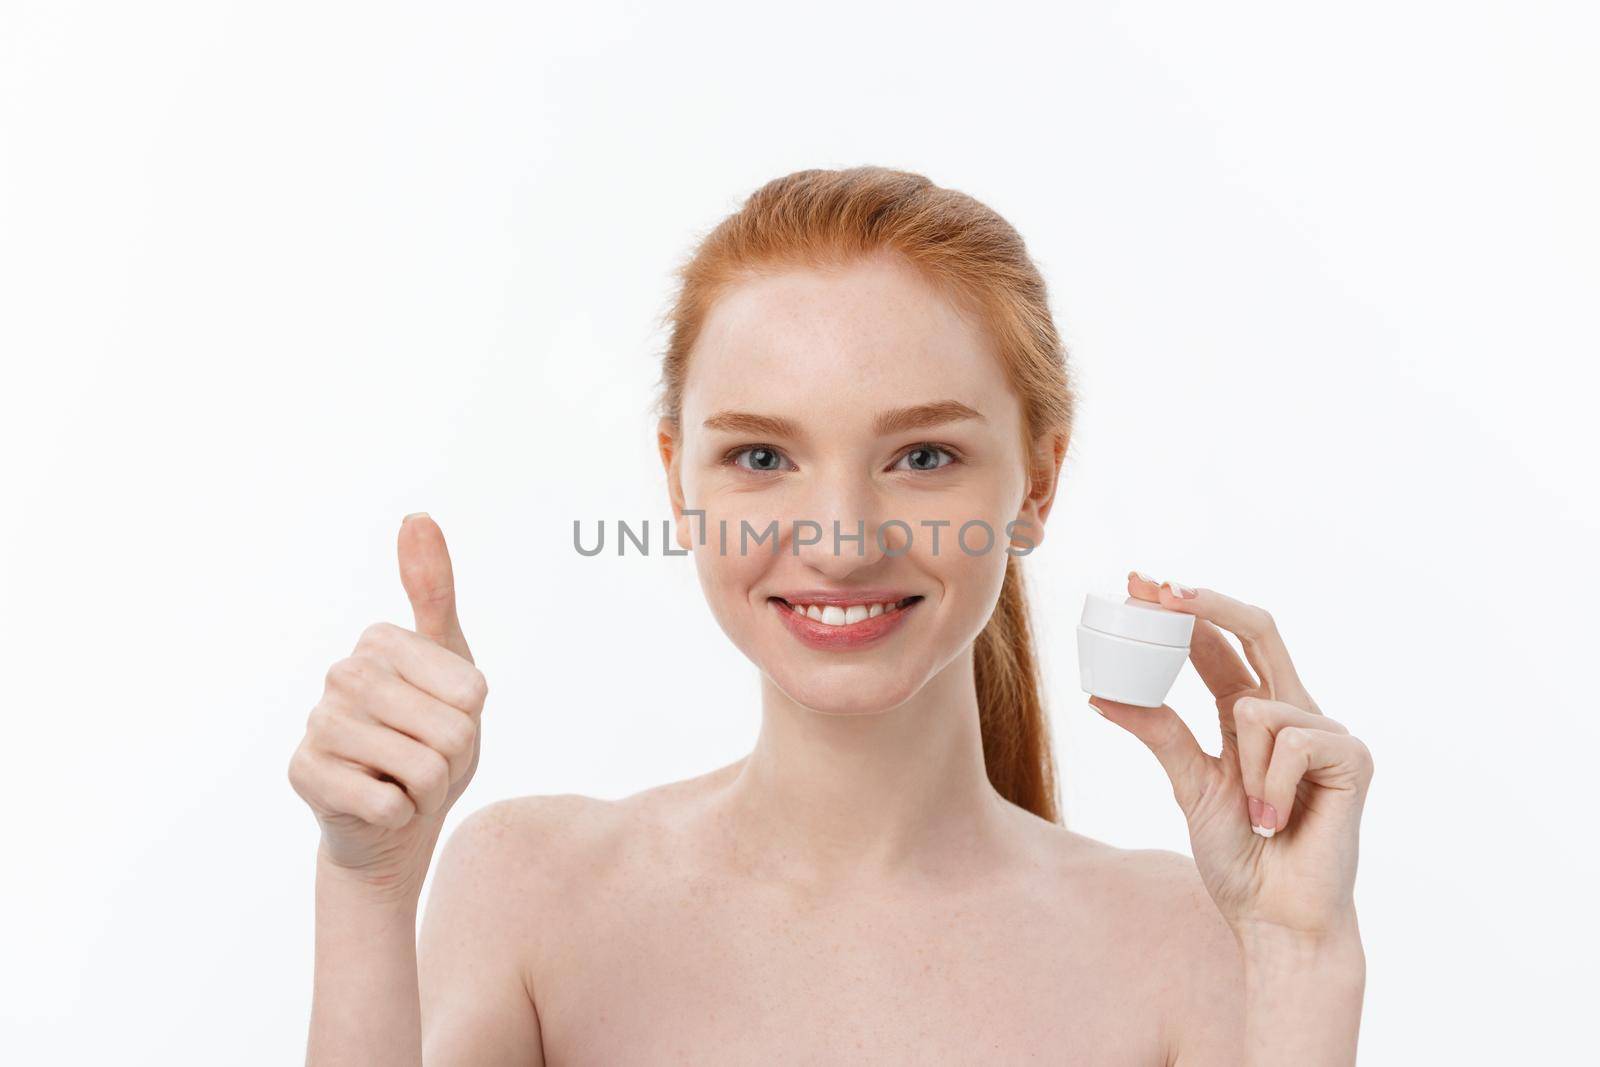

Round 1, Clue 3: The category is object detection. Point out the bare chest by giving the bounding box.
[530,875,1172,1066]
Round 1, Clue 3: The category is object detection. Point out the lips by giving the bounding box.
[768,594,923,651]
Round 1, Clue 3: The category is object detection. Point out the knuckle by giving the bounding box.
[439,713,477,759]
[1242,605,1276,641]
[462,667,489,707]
[304,702,340,739]
[446,667,488,710]
[324,656,367,693]
[1351,737,1376,777]
[415,749,451,797]
[1278,726,1312,753]
[371,789,412,828]
[358,621,399,651]
[286,746,313,791]
[1231,697,1262,727]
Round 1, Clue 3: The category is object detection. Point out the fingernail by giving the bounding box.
[1252,824,1275,839]
[403,511,429,523]
[1247,795,1263,826]
[1089,700,1105,717]
[1133,571,1156,583]
[1167,581,1197,599]
[1256,801,1279,837]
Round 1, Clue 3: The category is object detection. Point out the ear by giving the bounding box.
[1010,430,1068,553]
[657,417,693,552]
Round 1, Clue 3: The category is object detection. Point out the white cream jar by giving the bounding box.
[1077,593,1195,707]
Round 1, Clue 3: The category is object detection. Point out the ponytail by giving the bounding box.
[974,557,1059,822]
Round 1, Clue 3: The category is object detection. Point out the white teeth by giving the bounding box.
[785,599,910,626]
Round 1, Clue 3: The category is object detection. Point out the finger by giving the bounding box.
[350,624,489,714]
[1128,572,1256,749]
[340,664,479,783]
[1088,696,1214,816]
[1130,572,1256,698]
[289,749,417,830]
[1156,582,1317,712]
[1126,570,1162,601]
[318,714,453,816]
[1233,697,1348,835]
[398,513,473,663]
[1187,620,1257,703]
[1259,726,1374,835]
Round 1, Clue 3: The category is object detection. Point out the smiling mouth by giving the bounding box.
[767,595,923,627]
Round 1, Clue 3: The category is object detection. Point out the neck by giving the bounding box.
[714,646,1016,887]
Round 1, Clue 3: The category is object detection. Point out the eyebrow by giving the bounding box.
[702,400,984,439]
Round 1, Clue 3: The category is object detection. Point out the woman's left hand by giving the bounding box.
[1088,573,1375,942]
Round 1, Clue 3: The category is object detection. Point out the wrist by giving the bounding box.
[1232,907,1362,948]
[1232,912,1366,984]
[1233,912,1365,1066]
[315,846,425,919]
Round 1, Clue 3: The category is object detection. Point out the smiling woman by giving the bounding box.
[289,166,1371,1065]
[658,232,1067,813]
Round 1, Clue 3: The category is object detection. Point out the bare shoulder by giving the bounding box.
[442,791,628,868]
[433,762,737,904]
[417,792,641,1063]
[433,791,637,903]
[422,792,626,953]
[1085,837,1230,937]
[1005,809,1229,939]
[1019,818,1244,1060]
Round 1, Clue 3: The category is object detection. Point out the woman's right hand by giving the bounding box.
[288,513,488,905]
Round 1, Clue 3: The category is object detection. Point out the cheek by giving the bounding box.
[920,530,1009,620]
[688,522,773,624]
[686,534,787,674]
[887,479,1020,555]
[685,494,788,575]
[902,485,1017,637]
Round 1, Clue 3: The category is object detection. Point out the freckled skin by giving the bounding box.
[433,776,1243,1065]
[415,253,1245,1064]
[671,255,1028,718]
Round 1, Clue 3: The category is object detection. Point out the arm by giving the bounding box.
[1165,873,1364,1067]
[1236,920,1365,1067]
[309,848,430,1064]
[288,515,494,1065]
[417,802,545,1065]
[308,806,546,1067]
[1092,575,1373,1067]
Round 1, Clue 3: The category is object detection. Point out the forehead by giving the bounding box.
[680,253,1014,421]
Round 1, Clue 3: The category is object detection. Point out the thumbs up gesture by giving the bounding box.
[288,514,489,902]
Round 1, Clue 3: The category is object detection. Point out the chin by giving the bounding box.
[762,656,929,716]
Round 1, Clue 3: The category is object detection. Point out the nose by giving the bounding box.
[788,471,891,580]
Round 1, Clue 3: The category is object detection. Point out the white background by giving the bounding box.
[3,2,1595,1062]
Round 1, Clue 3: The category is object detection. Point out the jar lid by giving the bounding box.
[1079,593,1195,648]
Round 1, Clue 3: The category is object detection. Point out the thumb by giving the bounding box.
[397,513,473,663]
[1088,697,1212,816]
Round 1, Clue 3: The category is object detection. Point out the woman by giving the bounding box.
[289,166,1373,1064]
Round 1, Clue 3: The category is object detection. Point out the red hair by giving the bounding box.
[658,166,1075,823]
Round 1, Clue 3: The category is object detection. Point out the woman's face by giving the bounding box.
[661,251,1061,716]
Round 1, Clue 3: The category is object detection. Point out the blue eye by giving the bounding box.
[729,446,794,472]
[893,445,958,472]
[723,444,958,474]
